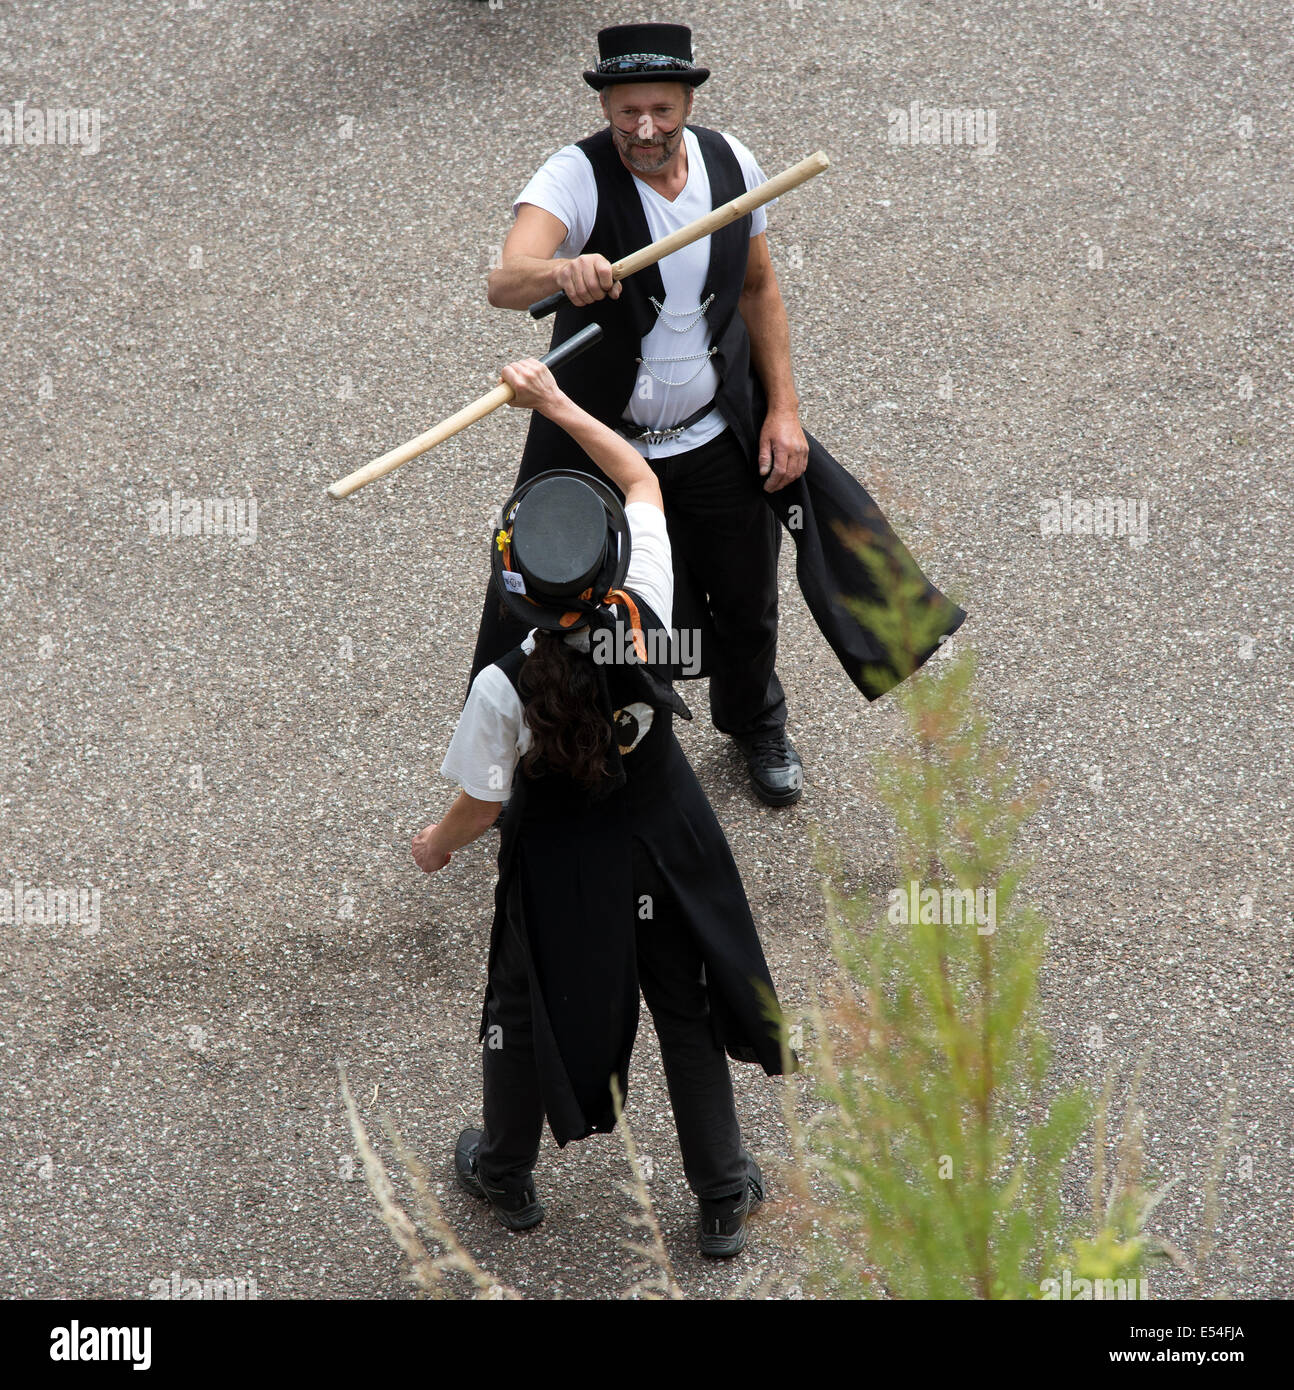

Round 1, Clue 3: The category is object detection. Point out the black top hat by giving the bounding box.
[583,23,709,91]
[491,471,632,632]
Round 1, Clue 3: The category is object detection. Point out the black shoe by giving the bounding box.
[733,730,803,806]
[454,1128,545,1232]
[698,1155,765,1258]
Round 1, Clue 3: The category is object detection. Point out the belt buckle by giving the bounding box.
[638,424,684,446]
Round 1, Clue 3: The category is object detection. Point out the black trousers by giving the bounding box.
[476,839,751,1202]
[469,424,786,738]
[649,425,787,736]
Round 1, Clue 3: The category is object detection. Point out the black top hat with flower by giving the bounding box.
[490,470,692,752]
[583,23,710,91]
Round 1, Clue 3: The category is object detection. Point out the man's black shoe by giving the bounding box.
[698,1155,765,1258]
[454,1128,545,1232]
[733,730,803,806]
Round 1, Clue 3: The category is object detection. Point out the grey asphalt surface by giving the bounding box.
[1,0,1290,1301]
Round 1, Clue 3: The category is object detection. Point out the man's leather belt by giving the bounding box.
[617,400,717,446]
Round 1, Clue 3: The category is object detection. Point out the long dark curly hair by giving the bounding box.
[517,628,611,790]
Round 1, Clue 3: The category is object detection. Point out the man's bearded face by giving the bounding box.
[602,83,692,173]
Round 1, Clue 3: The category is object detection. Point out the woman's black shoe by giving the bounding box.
[698,1155,765,1257]
[454,1128,545,1231]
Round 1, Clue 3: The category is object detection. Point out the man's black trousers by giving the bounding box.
[476,839,751,1202]
[469,424,787,738]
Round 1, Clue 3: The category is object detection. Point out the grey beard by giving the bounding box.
[616,132,679,172]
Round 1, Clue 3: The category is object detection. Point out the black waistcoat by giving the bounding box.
[523,123,760,465]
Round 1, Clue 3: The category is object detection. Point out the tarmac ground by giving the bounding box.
[1,1,1290,1300]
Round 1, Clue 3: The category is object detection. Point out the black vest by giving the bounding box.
[520,124,761,480]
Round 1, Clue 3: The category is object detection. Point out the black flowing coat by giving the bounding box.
[480,597,792,1146]
[469,124,967,698]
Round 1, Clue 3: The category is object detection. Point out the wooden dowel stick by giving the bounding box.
[527,149,831,318]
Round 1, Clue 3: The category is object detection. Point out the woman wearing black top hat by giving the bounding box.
[412,357,794,1257]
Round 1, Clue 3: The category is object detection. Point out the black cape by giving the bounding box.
[479,600,793,1147]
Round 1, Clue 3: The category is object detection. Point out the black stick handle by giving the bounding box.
[528,289,567,320]
[537,322,603,370]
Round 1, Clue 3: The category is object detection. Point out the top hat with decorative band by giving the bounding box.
[583,23,709,91]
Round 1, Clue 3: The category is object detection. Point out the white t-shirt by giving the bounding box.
[513,128,776,460]
[441,502,674,801]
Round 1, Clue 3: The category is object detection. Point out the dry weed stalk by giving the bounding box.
[610,1074,685,1300]
[338,1062,521,1300]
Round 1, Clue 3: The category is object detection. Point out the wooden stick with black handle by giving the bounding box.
[326,323,605,499]
[527,149,830,319]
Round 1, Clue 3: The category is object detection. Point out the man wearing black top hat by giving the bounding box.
[471,22,967,805]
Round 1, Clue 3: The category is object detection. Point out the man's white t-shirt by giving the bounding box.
[440,502,674,801]
[513,128,776,460]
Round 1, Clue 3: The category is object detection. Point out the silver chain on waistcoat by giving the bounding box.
[634,291,718,387]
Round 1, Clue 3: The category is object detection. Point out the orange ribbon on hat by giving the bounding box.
[559,586,646,662]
